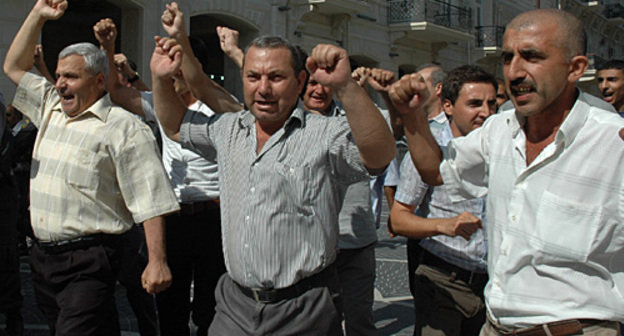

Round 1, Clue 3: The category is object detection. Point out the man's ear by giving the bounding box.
[296,70,307,93]
[95,72,106,91]
[435,82,443,98]
[443,99,454,116]
[568,55,588,83]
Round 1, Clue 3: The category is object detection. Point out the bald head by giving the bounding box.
[508,9,585,60]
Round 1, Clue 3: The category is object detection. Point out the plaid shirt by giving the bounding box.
[13,73,179,242]
[180,104,368,289]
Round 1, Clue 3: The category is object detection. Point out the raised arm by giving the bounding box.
[388,74,443,185]
[367,68,404,139]
[93,18,144,116]
[33,44,55,83]
[115,53,150,92]
[150,36,185,142]
[307,44,396,172]
[390,201,481,240]
[4,0,68,85]
[217,26,244,69]
[161,2,243,113]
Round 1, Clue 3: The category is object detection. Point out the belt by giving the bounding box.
[488,317,604,336]
[178,199,220,215]
[421,248,487,285]
[36,233,119,255]
[235,264,336,303]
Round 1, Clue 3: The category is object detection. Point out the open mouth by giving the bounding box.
[61,94,75,105]
[510,85,535,102]
[254,100,277,109]
[602,91,613,102]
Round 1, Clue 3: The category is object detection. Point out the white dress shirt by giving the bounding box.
[440,91,624,327]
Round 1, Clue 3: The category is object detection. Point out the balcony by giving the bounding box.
[603,2,624,24]
[294,0,371,15]
[388,0,473,44]
[474,25,505,60]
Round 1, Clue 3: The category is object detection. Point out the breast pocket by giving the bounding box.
[274,162,314,216]
[66,147,98,189]
[533,190,602,262]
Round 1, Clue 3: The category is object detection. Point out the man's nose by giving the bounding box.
[258,77,271,95]
[506,57,526,80]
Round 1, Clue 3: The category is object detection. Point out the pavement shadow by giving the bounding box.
[374,299,415,335]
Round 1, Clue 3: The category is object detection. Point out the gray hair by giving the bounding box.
[416,63,446,87]
[244,36,306,75]
[58,42,108,81]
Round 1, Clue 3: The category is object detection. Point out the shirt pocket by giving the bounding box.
[533,190,602,262]
[66,147,98,189]
[274,162,313,216]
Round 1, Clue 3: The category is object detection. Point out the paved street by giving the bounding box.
[1,203,415,336]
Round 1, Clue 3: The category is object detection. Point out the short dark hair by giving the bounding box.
[597,59,624,72]
[441,65,498,105]
[244,36,305,75]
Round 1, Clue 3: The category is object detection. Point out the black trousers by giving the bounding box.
[30,239,122,336]
[156,206,226,336]
[118,225,158,336]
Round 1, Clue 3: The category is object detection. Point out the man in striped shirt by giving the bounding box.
[150,35,395,335]
[3,1,179,334]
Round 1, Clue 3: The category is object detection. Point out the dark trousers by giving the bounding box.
[0,181,23,336]
[156,206,226,336]
[30,240,122,336]
[209,272,343,336]
[409,245,487,336]
[336,243,377,336]
[118,225,158,336]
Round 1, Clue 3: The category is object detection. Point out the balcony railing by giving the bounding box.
[475,25,505,48]
[388,0,472,32]
[603,2,624,18]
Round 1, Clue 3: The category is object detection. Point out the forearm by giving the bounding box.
[177,35,242,113]
[225,47,244,69]
[380,92,404,139]
[390,204,452,239]
[142,216,167,262]
[337,80,396,171]
[402,111,443,186]
[4,11,46,84]
[152,74,184,142]
[34,60,55,83]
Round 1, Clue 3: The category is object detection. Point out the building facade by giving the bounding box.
[1,0,622,102]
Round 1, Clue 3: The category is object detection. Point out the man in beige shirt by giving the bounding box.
[3,0,179,334]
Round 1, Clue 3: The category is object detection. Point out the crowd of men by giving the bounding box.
[0,0,623,335]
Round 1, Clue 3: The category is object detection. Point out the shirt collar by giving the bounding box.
[238,101,306,130]
[507,89,588,147]
[554,90,589,148]
[429,111,447,124]
[56,93,113,122]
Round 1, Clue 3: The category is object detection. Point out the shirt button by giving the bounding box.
[245,216,250,222]
[510,215,516,222]
[244,244,249,248]
[250,187,255,193]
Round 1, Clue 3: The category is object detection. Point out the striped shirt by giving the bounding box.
[326,103,383,249]
[12,73,179,242]
[180,104,368,289]
[395,113,487,272]
[440,91,624,326]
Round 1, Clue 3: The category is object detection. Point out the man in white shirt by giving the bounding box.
[389,8,624,336]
